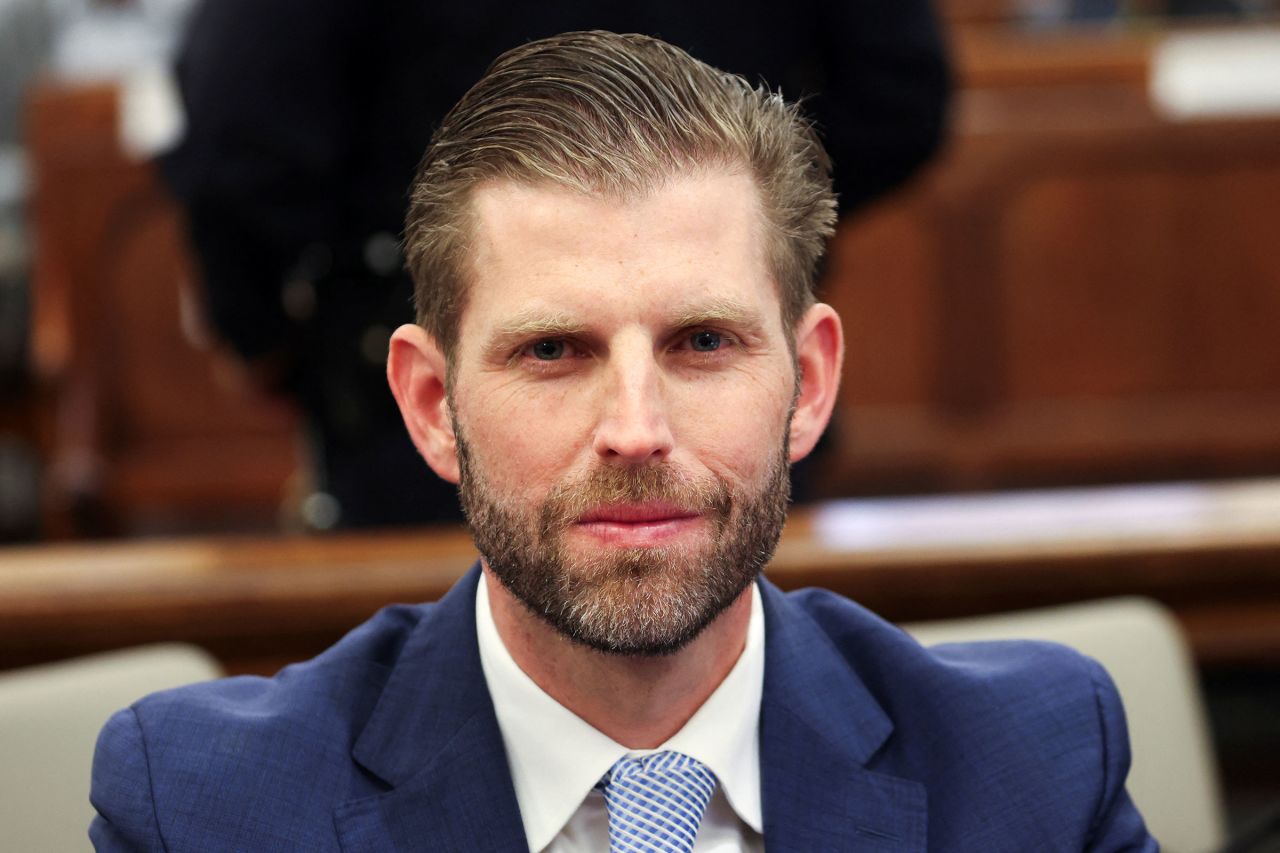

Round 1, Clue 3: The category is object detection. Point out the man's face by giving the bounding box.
[447,170,799,656]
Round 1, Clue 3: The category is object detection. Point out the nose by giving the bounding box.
[591,344,674,464]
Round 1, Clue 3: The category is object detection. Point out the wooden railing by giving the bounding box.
[4,480,1278,676]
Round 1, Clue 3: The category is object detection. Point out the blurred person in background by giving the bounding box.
[160,0,950,530]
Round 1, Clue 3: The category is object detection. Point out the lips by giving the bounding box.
[577,502,700,525]
[573,502,704,547]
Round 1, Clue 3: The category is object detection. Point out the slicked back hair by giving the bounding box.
[403,30,837,361]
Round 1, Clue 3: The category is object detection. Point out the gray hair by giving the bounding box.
[404,30,837,359]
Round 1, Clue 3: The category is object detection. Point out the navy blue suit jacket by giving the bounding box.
[91,567,1157,851]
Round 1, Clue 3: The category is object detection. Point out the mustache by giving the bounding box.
[538,464,733,536]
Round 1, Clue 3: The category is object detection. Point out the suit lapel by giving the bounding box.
[334,566,528,853]
[332,567,928,850]
[758,579,928,852]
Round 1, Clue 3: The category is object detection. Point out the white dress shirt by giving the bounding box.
[476,574,766,853]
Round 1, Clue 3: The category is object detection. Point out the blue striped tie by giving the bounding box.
[599,751,718,853]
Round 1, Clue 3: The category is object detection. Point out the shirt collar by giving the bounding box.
[476,574,765,852]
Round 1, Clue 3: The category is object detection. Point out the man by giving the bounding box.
[91,32,1156,851]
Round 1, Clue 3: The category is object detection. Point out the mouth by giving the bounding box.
[573,502,704,547]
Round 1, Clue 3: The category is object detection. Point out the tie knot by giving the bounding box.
[600,751,717,853]
[608,751,710,784]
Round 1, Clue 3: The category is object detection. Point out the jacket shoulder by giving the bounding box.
[91,603,429,851]
[778,587,1154,851]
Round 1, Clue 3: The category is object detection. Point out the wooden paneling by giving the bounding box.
[820,26,1280,495]
[25,83,299,536]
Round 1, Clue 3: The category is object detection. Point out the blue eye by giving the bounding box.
[531,340,565,360]
[690,331,722,352]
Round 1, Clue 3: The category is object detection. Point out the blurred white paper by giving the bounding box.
[811,478,1280,552]
[119,63,184,160]
[1152,29,1280,119]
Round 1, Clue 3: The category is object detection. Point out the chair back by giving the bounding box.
[0,644,222,852]
[906,597,1226,853]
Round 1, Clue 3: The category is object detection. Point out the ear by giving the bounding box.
[386,323,460,483]
[788,303,844,464]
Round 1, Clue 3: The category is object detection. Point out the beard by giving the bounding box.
[455,428,791,657]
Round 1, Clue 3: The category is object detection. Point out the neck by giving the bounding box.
[482,566,753,749]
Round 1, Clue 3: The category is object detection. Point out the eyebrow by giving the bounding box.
[482,312,588,361]
[670,298,765,335]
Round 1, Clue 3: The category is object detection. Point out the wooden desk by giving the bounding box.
[3,480,1277,675]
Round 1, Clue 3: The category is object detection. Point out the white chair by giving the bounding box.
[0,644,223,852]
[905,597,1227,853]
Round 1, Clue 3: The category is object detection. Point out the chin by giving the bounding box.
[496,542,758,657]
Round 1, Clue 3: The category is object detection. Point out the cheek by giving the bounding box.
[697,421,786,485]
[669,378,792,484]
[457,385,582,493]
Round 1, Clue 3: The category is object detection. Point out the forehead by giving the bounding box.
[458,170,779,336]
